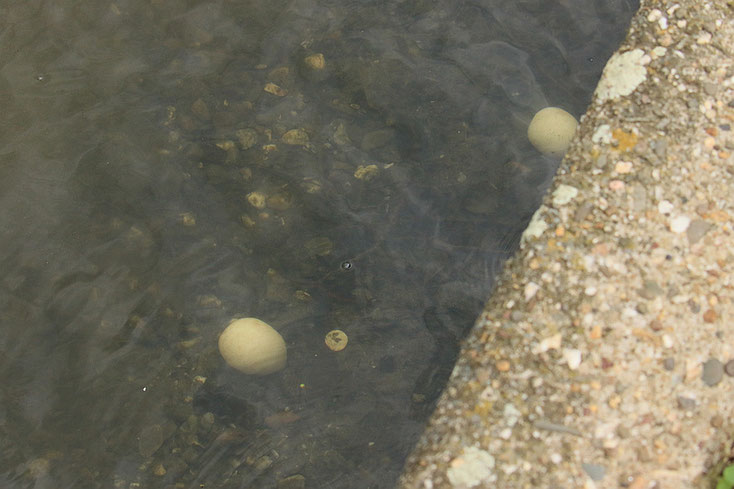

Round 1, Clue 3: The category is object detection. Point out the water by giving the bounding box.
[0,1,637,488]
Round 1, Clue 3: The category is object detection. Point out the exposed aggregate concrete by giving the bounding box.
[399,1,734,488]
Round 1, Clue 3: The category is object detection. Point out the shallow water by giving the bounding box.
[0,0,637,488]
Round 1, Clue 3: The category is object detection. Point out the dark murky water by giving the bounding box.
[0,1,637,488]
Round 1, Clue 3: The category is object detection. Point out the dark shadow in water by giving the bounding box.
[0,0,637,488]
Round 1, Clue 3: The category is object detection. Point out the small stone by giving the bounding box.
[551,184,579,206]
[264,82,288,96]
[658,200,674,214]
[523,212,548,241]
[180,212,196,226]
[616,425,631,438]
[532,333,562,353]
[614,161,633,174]
[589,324,602,340]
[685,359,702,381]
[331,122,352,146]
[631,185,647,212]
[609,180,625,191]
[582,463,606,481]
[282,128,310,146]
[447,447,495,488]
[524,282,540,301]
[177,337,200,350]
[638,280,664,299]
[669,215,691,233]
[574,201,594,221]
[247,191,267,209]
[191,98,210,120]
[197,295,221,307]
[200,412,215,430]
[153,464,166,476]
[608,395,621,409]
[703,309,717,323]
[304,53,326,70]
[619,473,635,487]
[496,360,511,372]
[628,475,649,489]
[663,357,675,371]
[504,406,521,428]
[354,164,379,181]
[563,349,582,370]
[702,358,724,386]
[724,359,734,377]
[255,455,273,471]
[696,31,712,44]
[241,215,256,227]
[268,66,290,83]
[686,219,712,244]
[646,8,662,22]
[215,140,235,151]
[301,179,322,194]
[28,458,50,478]
[236,128,258,149]
[267,193,293,211]
[618,238,634,251]
[711,414,724,428]
[138,424,165,458]
[676,396,696,410]
[304,237,333,256]
[277,474,306,489]
[652,138,668,158]
[595,49,649,102]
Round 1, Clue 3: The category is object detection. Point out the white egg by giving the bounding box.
[218,318,287,375]
[527,107,578,157]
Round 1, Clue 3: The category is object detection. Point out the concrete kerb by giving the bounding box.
[399,1,734,488]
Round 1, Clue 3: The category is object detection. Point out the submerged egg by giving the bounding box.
[218,318,287,375]
[527,107,578,157]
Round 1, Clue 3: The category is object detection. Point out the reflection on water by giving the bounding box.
[0,0,637,487]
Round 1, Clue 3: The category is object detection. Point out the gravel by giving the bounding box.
[702,358,725,387]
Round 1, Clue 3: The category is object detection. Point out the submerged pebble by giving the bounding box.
[218,318,287,375]
[527,107,578,157]
[304,53,325,70]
